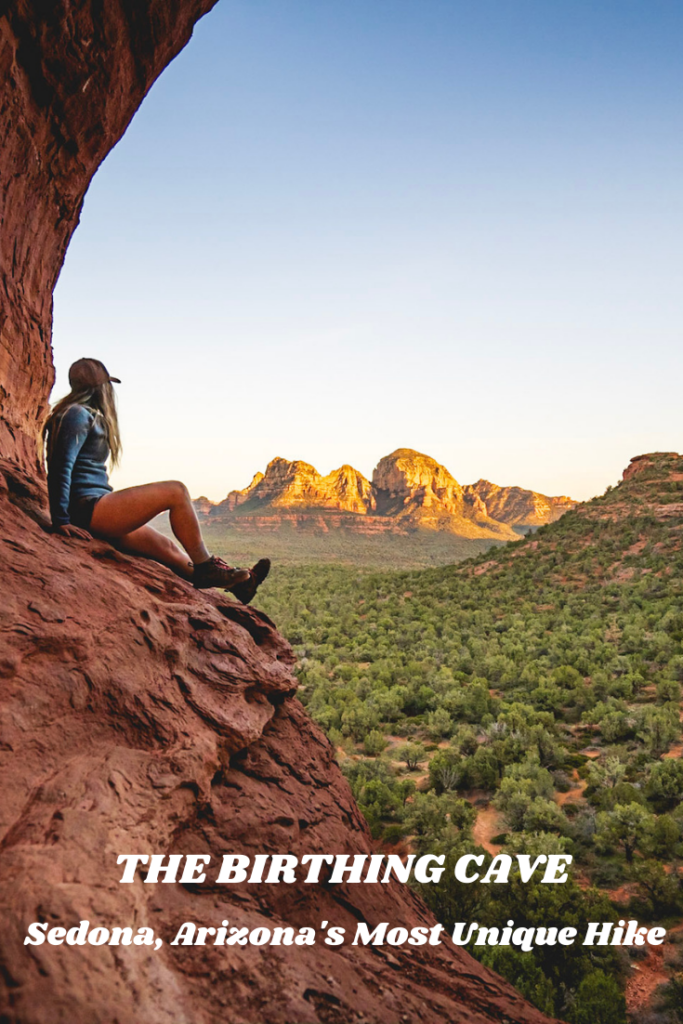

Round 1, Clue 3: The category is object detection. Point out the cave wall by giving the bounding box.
[0,4,559,1022]
[0,0,218,471]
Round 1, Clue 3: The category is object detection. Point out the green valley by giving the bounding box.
[242,452,683,1024]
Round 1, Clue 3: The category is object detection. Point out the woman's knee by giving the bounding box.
[166,480,191,504]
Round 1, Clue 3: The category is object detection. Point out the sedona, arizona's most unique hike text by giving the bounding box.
[21,850,668,953]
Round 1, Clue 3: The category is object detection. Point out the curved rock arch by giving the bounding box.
[0,1,217,472]
[0,6,557,1022]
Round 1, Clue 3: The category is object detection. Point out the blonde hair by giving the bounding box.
[43,380,122,466]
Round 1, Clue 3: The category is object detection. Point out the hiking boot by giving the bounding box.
[192,556,250,590]
[230,558,271,605]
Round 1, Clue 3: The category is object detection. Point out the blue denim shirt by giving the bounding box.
[47,404,113,526]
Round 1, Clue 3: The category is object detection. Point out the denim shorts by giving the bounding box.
[69,495,104,529]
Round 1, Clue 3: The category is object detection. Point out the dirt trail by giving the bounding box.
[626,923,683,1012]
[605,883,636,905]
[473,805,503,855]
[555,769,587,807]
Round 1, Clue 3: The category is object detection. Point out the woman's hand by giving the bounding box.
[54,524,92,541]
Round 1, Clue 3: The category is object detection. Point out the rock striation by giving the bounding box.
[373,449,466,515]
[372,449,516,538]
[463,480,577,530]
[0,4,557,1022]
[220,458,377,515]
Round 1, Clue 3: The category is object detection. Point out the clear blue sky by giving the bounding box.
[53,0,683,501]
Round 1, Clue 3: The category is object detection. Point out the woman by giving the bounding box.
[44,357,269,602]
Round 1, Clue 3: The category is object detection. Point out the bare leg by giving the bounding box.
[90,481,210,564]
[116,524,193,580]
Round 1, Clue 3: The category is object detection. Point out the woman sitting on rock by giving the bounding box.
[43,357,269,603]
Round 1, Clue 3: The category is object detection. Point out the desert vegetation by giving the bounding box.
[252,454,683,1023]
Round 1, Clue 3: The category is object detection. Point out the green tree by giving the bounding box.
[600,711,634,744]
[569,970,626,1024]
[363,729,388,756]
[395,742,427,771]
[631,860,681,916]
[638,705,680,755]
[494,759,554,831]
[428,750,462,793]
[587,756,627,791]
[523,797,568,835]
[340,700,380,740]
[656,677,681,704]
[397,778,416,805]
[453,724,479,755]
[595,803,655,862]
[426,707,453,739]
[648,813,681,858]
[646,758,683,810]
[660,972,683,1023]
[479,947,555,1016]
[405,792,474,843]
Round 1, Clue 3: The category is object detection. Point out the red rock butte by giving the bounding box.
[196,449,578,541]
[0,5,558,1022]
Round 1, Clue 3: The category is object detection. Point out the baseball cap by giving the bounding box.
[68,358,121,390]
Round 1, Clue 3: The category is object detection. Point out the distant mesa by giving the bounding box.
[464,478,577,529]
[195,448,577,541]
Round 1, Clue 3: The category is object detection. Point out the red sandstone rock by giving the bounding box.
[0,0,218,471]
[202,450,565,542]
[0,473,557,1024]
[622,452,679,482]
[0,4,558,1022]
[463,481,577,530]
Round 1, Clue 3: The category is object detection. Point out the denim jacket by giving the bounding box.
[47,404,113,526]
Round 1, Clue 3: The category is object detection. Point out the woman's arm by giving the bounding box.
[47,404,93,530]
